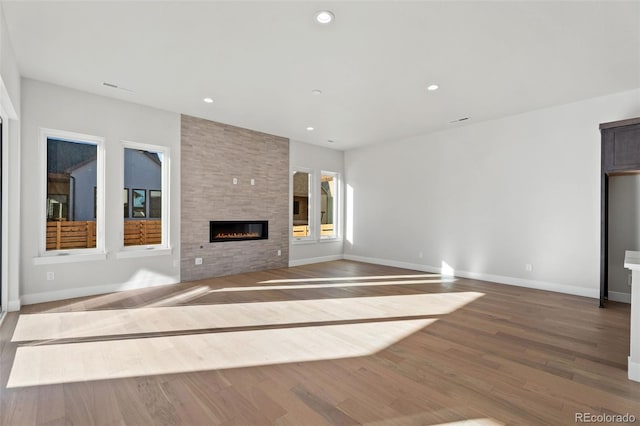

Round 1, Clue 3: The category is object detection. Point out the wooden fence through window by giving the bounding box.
[124,220,162,246]
[46,220,161,250]
[292,224,334,237]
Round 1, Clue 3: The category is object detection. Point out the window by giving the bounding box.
[320,172,339,239]
[292,170,312,239]
[291,168,341,242]
[123,143,168,248]
[123,189,129,218]
[43,129,104,254]
[48,194,68,221]
[132,189,146,218]
[149,190,161,218]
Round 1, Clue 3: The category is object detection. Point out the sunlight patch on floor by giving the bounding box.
[433,419,504,426]
[214,278,456,293]
[142,285,211,307]
[367,416,503,426]
[12,292,483,342]
[7,319,436,388]
[259,274,441,284]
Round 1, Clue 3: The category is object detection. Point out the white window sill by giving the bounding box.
[320,237,343,243]
[116,247,172,259]
[292,238,343,245]
[33,252,108,265]
[291,238,318,245]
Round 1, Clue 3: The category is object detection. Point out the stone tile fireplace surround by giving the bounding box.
[181,115,289,281]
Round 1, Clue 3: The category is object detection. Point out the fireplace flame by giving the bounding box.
[215,232,260,239]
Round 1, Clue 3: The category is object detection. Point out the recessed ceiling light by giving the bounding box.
[311,89,323,95]
[307,127,315,131]
[315,10,335,24]
[203,97,214,103]
[427,84,439,91]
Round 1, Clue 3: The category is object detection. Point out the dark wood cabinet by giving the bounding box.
[600,117,640,307]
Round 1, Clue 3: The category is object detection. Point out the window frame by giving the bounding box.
[291,167,314,242]
[38,128,106,258]
[123,188,130,218]
[319,170,340,240]
[149,189,162,218]
[119,140,170,253]
[131,188,147,218]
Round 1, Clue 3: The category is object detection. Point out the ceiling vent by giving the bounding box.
[102,82,134,93]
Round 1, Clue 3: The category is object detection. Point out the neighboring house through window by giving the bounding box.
[123,143,168,248]
[292,169,312,239]
[43,129,105,254]
[291,168,341,242]
[320,171,339,239]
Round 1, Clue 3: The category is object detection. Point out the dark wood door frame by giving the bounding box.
[600,117,640,307]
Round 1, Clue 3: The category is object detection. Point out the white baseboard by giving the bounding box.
[289,255,344,267]
[343,254,599,299]
[21,278,180,306]
[608,291,631,304]
[629,357,640,382]
[7,299,20,312]
[343,254,442,275]
[454,269,598,299]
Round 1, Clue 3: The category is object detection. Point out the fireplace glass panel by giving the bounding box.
[210,221,268,242]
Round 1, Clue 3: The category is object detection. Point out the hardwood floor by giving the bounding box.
[1,260,639,425]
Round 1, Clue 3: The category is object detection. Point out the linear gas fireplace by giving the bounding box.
[210,220,268,242]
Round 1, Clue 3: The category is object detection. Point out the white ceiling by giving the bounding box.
[2,1,639,150]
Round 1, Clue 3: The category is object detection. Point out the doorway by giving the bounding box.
[600,117,640,307]
[607,175,639,303]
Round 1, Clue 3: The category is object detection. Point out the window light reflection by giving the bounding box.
[8,319,436,388]
[12,292,482,342]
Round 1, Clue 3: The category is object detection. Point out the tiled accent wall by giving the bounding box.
[181,115,289,281]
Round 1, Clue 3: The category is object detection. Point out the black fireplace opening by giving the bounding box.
[210,220,268,242]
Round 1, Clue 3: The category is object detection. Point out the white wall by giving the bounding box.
[289,140,344,266]
[345,89,640,298]
[608,175,640,303]
[0,3,21,312]
[20,79,181,304]
[0,5,19,105]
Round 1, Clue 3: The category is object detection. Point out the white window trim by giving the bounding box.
[36,128,106,261]
[0,110,8,315]
[33,252,107,265]
[116,248,172,259]
[320,170,341,241]
[291,167,315,243]
[1,80,19,312]
[117,140,171,256]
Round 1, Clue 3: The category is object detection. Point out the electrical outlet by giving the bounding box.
[195,257,203,265]
[232,178,238,185]
[251,178,255,186]
[418,251,423,259]
[277,249,281,256]
[525,264,533,272]
[46,272,55,281]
